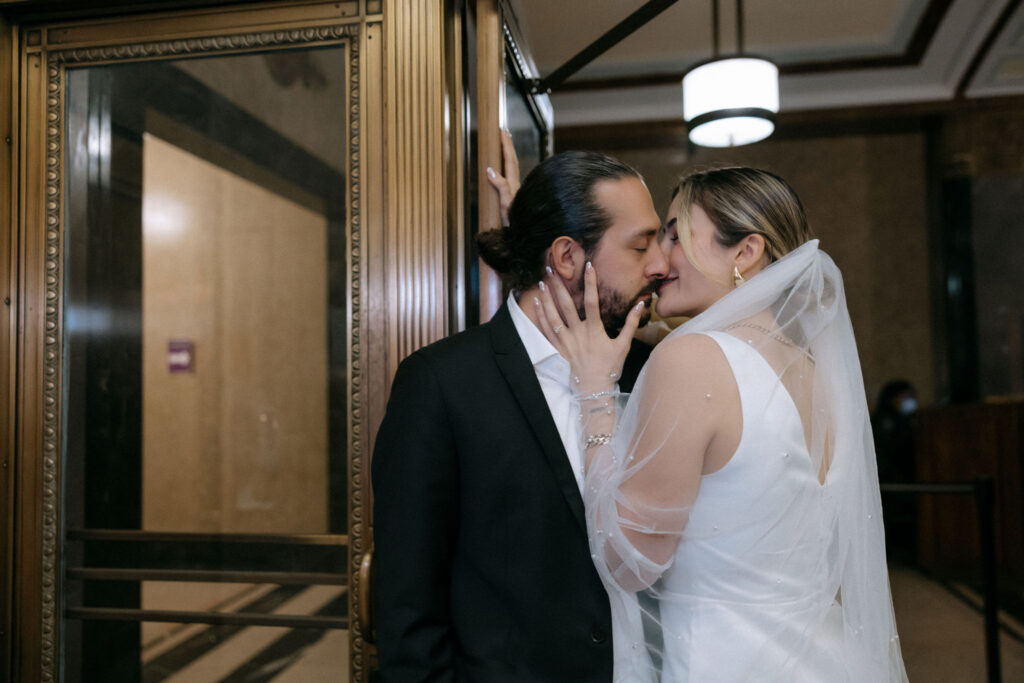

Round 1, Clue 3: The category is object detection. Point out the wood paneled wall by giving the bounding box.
[0,15,13,683]
[916,402,1024,580]
[12,45,49,683]
[383,0,450,370]
[361,1,463,677]
[475,0,504,322]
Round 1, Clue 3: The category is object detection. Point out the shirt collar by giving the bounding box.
[507,292,570,382]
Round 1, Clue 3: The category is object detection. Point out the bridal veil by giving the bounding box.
[583,240,908,682]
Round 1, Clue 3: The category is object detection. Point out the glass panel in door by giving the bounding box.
[61,45,352,682]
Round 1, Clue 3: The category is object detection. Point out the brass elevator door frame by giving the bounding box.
[8,2,383,681]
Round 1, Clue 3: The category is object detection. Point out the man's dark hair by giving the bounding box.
[477,150,641,291]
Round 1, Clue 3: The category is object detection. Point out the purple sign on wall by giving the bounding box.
[168,339,195,373]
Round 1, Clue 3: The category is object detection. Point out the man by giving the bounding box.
[372,149,668,681]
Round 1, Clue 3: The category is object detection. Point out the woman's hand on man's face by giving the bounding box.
[534,262,645,395]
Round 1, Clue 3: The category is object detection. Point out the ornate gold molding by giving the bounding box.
[347,20,370,683]
[52,24,358,64]
[39,57,62,683]
[352,22,384,679]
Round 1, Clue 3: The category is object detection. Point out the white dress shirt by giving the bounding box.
[507,292,585,492]
[509,294,646,663]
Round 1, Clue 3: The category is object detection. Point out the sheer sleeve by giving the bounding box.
[582,334,726,591]
[579,334,732,682]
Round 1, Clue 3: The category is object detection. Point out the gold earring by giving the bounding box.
[733,266,744,287]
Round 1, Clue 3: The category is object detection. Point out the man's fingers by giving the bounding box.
[583,262,601,327]
[500,129,521,195]
[486,166,513,226]
[485,166,507,192]
[488,129,521,227]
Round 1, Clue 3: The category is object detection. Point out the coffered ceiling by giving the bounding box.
[509,0,1024,125]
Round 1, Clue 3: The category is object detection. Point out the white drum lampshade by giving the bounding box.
[682,57,779,147]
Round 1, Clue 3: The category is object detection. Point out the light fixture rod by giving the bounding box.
[685,0,777,148]
[531,0,680,94]
[712,0,720,58]
[736,0,745,54]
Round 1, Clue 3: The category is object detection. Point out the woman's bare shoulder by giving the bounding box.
[645,333,733,396]
[649,333,728,370]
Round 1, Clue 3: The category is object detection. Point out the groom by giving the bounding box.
[372,150,668,681]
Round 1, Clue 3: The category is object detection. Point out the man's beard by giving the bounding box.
[574,272,656,334]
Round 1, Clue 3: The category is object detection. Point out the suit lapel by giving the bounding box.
[488,305,588,534]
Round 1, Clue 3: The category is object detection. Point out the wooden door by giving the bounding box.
[2,1,462,681]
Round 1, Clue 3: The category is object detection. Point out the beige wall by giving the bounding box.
[141,132,329,535]
[561,130,935,409]
[139,131,331,642]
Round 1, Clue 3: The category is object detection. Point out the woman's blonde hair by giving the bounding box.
[672,167,813,268]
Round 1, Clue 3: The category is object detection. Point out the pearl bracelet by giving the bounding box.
[577,390,616,401]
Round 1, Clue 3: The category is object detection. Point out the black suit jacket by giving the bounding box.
[372,304,652,682]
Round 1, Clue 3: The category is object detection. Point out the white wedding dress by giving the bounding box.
[583,242,907,682]
[657,331,843,682]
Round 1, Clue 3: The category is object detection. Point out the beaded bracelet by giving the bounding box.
[577,390,617,402]
[585,433,612,450]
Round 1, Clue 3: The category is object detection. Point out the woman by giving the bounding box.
[534,168,908,681]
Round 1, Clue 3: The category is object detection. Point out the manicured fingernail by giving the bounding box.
[534,297,540,306]
[545,266,553,275]
[636,301,645,310]
[586,261,593,271]
[486,167,496,178]
[538,281,546,291]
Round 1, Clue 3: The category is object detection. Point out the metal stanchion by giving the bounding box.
[879,478,1001,683]
[975,478,1001,683]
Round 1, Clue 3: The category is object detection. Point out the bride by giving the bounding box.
[533,167,908,681]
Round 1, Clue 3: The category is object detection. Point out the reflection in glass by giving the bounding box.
[62,46,350,681]
[504,56,544,179]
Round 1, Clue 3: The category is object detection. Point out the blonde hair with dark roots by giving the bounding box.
[672,167,813,273]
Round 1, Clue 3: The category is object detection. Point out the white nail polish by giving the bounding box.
[545,266,553,275]
[486,167,495,177]
[539,281,546,291]
[586,261,593,270]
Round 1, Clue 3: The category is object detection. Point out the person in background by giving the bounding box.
[872,379,919,563]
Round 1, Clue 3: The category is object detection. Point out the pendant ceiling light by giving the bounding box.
[683,0,778,147]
